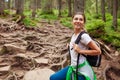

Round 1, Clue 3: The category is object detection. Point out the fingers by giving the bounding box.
[66,43,69,48]
[73,43,78,50]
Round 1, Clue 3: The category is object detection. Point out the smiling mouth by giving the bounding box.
[76,24,81,27]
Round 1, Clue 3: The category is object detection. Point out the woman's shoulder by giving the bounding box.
[81,33,92,45]
[81,32,91,38]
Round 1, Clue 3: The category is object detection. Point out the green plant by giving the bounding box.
[60,17,73,29]
[86,19,105,38]
[40,14,58,20]
[4,9,10,15]
[92,13,102,19]
[22,17,36,26]
[23,10,32,17]
[117,19,120,31]
[105,13,112,21]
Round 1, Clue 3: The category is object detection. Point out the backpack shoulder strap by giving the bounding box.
[75,31,87,44]
[75,31,87,80]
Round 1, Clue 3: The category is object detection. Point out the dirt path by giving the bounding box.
[0,18,120,80]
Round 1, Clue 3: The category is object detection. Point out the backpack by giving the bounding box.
[75,31,102,67]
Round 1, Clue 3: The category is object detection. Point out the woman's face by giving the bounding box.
[72,14,85,29]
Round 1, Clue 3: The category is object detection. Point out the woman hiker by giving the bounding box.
[50,12,101,80]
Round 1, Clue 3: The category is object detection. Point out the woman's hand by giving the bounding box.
[73,43,81,53]
[66,43,69,49]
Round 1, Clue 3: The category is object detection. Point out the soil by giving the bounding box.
[0,18,120,80]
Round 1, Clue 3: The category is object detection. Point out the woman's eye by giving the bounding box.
[79,18,83,21]
[74,18,83,21]
[74,18,78,20]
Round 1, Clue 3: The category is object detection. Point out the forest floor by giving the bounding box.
[0,18,120,80]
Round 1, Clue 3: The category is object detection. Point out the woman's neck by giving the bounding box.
[74,29,83,35]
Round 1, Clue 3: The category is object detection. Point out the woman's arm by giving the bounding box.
[73,40,101,55]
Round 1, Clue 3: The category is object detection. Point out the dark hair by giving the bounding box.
[72,12,86,23]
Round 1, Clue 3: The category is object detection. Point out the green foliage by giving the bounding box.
[117,19,120,31]
[103,27,120,48]
[23,10,32,17]
[4,9,10,15]
[85,13,120,50]
[86,20,105,30]
[85,13,92,20]
[53,9,59,15]
[102,34,120,48]
[60,17,73,29]
[22,17,36,27]
[40,14,58,20]
[92,13,102,19]
[105,13,112,21]
[86,19,105,38]
[61,10,69,17]
[101,15,120,50]
[36,9,58,20]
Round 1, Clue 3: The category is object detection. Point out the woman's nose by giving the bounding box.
[75,20,81,23]
[76,19,80,22]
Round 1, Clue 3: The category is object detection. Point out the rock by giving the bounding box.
[23,68,54,80]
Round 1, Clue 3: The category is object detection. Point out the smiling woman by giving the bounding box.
[49,12,101,80]
[72,13,85,32]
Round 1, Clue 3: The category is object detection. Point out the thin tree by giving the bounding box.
[8,0,11,9]
[67,0,72,17]
[31,0,37,18]
[96,0,98,14]
[16,0,24,15]
[58,0,62,17]
[107,0,112,14]
[118,0,120,17]
[113,0,118,30]
[37,0,41,9]
[73,0,85,13]
[15,0,25,24]
[0,0,5,15]
[42,0,53,14]
[101,0,106,22]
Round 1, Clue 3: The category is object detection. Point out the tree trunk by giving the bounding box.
[73,0,85,13]
[101,0,106,22]
[113,0,118,30]
[24,0,31,10]
[0,0,5,15]
[107,0,112,14]
[37,0,41,9]
[16,0,24,15]
[96,0,98,14]
[8,0,11,9]
[11,0,15,9]
[31,0,37,18]
[67,0,72,17]
[118,0,120,18]
[42,0,53,14]
[58,0,62,17]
